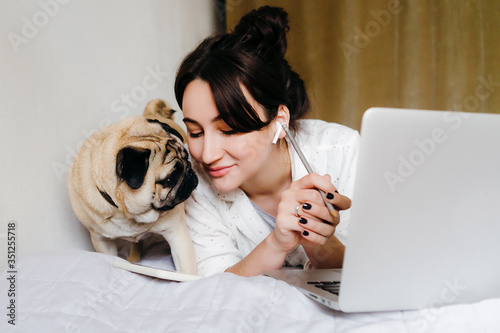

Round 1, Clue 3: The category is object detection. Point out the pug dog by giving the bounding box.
[68,99,198,274]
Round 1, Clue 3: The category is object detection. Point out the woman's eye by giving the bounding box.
[188,132,203,138]
[221,129,238,137]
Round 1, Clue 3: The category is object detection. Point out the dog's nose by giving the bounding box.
[175,168,198,201]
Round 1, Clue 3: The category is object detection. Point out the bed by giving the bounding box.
[2,247,500,333]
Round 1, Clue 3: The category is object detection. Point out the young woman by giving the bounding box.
[174,6,359,277]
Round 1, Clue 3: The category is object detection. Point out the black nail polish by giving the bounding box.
[302,203,312,210]
[335,190,339,193]
[302,230,309,236]
[326,192,334,200]
[299,217,307,224]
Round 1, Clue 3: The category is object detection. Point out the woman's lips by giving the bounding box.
[206,165,233,177]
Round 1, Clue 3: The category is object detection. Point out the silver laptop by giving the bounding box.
[264,107,500,312]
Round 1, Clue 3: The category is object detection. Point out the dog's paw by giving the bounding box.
[127,243,141,263]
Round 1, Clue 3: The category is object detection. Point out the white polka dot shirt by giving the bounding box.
[185,119,360,276]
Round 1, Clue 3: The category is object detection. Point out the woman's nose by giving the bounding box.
[201,132,224,164]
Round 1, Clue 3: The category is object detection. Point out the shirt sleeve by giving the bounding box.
[300,120,360,245]
[331,127,360,245]
[184,188,242,277]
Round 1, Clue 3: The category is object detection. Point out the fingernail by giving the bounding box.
[335,190,339,193]
[299,217,307,224]
[326,192,334,200]
[302,203,311,210]
[302,230,309,236]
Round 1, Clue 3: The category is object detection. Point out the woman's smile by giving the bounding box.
[205,165,234,178]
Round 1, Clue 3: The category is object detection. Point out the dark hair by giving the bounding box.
[174,6,309,133]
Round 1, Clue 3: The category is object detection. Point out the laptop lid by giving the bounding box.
[339,107,500,312]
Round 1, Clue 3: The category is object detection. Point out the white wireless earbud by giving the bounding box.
[272,122,284,144]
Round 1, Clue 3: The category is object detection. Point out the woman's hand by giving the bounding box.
[226,173,351,277]
[273,173,351,253]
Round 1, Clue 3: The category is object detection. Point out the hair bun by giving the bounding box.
[233,6,290,59]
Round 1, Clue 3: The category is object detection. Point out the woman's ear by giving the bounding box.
[275,105,290,140]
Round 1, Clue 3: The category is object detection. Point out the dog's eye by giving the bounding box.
[157,163,183,188]
[158,177,176,188]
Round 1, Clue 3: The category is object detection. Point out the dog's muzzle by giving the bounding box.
[156,163,198,211]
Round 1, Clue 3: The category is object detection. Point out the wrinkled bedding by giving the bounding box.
[1,249,499,332]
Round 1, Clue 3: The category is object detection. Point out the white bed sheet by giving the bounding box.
[1,249,500,332]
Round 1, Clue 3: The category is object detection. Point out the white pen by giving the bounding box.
[280,123,337,218]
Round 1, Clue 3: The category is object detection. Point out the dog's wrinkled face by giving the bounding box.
[114,119,198,223]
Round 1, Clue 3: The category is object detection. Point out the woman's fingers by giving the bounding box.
[290,173,351,211]
[276,173,353,248]
[295,198,336,225]
[300,228,330,246]
[327,191,351,211]
[297,216,335,238]
[293,190,351,227]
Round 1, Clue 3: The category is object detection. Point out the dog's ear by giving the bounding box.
[116,147,151,190]
[144,99,175,120]
[147,119,185,142]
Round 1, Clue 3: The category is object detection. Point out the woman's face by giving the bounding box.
[182,79,277,193]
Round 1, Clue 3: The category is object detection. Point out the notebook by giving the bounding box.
[264,107,500,312]
[113,260,202,282]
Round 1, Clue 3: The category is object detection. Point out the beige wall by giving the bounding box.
[0,0,221,270]
[227,0,500,131]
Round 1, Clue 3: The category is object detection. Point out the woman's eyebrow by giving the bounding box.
[182,117,198,124]
[182,115,223,124]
